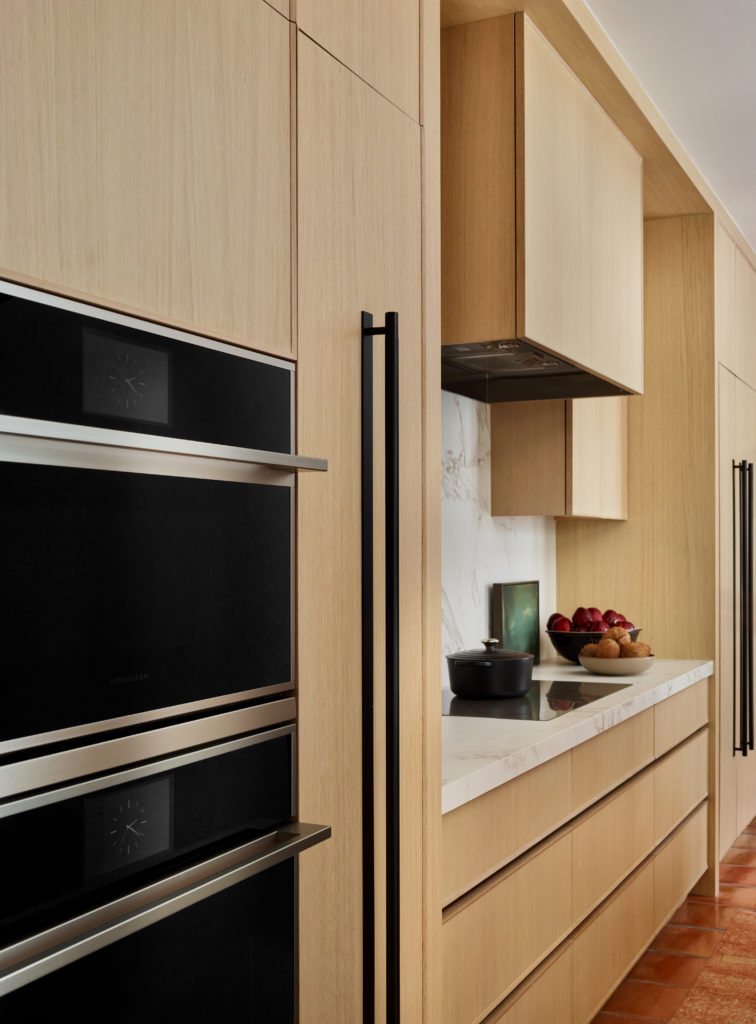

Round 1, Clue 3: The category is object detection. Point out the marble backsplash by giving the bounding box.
[441,390,556,683]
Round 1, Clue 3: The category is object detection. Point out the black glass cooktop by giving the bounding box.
[442,679,631,722]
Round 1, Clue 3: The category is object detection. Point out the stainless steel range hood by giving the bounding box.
[441,339,632,403]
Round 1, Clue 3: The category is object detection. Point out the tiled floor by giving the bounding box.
[591,818,756,1023]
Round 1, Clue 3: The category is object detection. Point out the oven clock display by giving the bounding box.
[110,797,148,857]
[82,328,171,425]
[84,777,172,878]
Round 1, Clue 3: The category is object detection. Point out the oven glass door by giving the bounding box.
[1,460,292,746]
[1,858,296,1023]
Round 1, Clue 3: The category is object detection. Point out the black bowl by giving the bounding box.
[546,627,642,664]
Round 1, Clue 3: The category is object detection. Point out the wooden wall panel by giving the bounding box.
[557,216,716,662]
[296,34,423,1024]
[0,0,292,356]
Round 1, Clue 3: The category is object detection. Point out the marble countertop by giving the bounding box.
[442,658,714,814]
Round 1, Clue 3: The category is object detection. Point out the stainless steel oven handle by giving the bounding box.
[0,822,330,998]
[0,414,327,472]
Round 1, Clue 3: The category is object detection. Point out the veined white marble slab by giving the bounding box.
[442,658,714,814]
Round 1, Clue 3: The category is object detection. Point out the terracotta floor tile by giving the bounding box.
[733,834,756,849]
[716,884,756,909]
[716,909,756,958]
[650,924,723,957]
[721,846,756,866]
[669,900,741,929]
[720,864,756,885]
[602,978,688,1020]
[629,950,707,988]
[669,985,756,1024]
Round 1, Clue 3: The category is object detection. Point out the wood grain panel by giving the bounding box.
[572,861,655,1024]
[484,945,573,1024]
[420,0,444,1018]
[518,15,643,395]
[572,772,654,924]
[557,216,717,663]
[719,366,738,854]
[654,729,708,845]
[442,833,573,1024]
[296,35,422,1024]
[571,709,653,812]
[716,222,738,372]
[491,400,566,516]
[296,0,419,121]
[567,397,628,519]
[441,751,571,905]
[439,0,721,231]
[653,803,708,931]
[441,16,516,347]
[654,680,709,758]
[0,0,292,356]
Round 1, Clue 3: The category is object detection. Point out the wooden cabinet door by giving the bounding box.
[295,0,419,121]
[518,16,643,396]
[0,0,292,356]
[490,396,627,519]
[735,378,756,834]
[296,34,423,1024]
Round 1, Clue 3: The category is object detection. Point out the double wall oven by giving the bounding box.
[0,281,329,1021]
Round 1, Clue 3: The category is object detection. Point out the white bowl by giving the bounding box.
[578,654,655,676]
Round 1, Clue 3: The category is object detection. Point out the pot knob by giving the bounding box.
[481,639,500,651]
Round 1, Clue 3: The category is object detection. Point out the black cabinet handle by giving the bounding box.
[361,311,400,1024]
[748,462,754,751]
[734,459,751,757]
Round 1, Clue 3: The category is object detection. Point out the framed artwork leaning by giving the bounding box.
[491,580,540,664]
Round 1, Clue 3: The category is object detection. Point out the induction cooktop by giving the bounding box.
[441,679,631,722]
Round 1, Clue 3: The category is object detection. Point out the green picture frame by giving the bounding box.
[491,580,540,664]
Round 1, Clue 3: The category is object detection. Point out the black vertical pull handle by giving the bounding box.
[734,460,739,755]
[361,310,401,1024]
[745,464,749,753]
[741,460,749,756]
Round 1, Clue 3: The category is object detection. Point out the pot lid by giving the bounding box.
[447,639,534,663]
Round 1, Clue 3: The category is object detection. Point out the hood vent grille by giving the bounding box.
[441,339,630,402]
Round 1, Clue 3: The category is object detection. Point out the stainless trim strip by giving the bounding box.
[0,682,295,757]
[0,822,331,996]
[0,415,327,472]
[0,278,297,373]
[0,432,297,484]
[0,725,296,819]
[0,698,296,801]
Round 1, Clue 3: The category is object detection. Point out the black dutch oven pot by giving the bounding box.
[446,639,534,699]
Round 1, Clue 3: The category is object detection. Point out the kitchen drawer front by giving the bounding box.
[442,833,573,1024]
[484,945,573,1024]
[572,770,654,924]
[441,752,571,905]
[572,860,655,1024]
[654,680,709,757]
[571,708,653,812]
[653,802,708,931]
[654,729,708,844]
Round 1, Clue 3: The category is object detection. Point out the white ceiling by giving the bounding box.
[585,0,756,250]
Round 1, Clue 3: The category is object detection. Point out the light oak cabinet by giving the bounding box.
[295,0,420,121]
[296,33,424,1024]
[442,684,709,1024]
[717,223,756,389]
[0,0,292,357]
[441,14,643,395]
[490,397,628,518]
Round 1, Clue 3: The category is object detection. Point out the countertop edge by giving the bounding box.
[441,659,714,815]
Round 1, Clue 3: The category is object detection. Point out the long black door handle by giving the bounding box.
[748,462,754,751]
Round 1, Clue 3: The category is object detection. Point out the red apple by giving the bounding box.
[621,620,635,631]
[547,612,565,630]
[589,619,609,633]
[573,624,590,632]
[572,606,593,629]
[587,607,603,622]
[550,616,572,632]
[603,610,624,627]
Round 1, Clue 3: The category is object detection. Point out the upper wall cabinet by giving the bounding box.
[0,0,292,357]
[717,222,756,390]
[441,14,643,395]
[296,0,419,122]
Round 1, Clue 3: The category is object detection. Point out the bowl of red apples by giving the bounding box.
[546,606,641,663]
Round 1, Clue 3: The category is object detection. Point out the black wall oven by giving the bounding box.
[0,281,329,1019]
